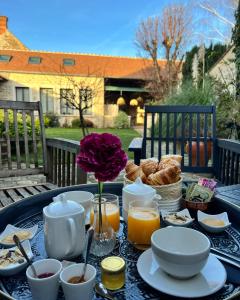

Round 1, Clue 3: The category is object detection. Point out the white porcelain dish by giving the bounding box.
[0,240,33,276]
[0,224,38,247]
[151,227,210,278]
[161,208,194,227]
[137,249,226,298]
[197,211,231,233]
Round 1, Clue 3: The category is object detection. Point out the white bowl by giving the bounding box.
[161,209,194,227]
[0,240,33,276]
[0,224,38,247]
[197,211,231,233]
[151,227,210,279]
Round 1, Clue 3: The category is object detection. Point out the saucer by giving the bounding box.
[137,249,226,298]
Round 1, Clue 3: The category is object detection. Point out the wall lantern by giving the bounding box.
[130,98,138,106]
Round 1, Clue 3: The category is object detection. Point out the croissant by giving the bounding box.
[158,158,181,171]
[147,165,181,185]
[125,161,142,182]
[141,159,158,176]
[161,154,182,164]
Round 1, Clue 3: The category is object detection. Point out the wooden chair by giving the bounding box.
[129,105,217,173]
[0,100,87,207]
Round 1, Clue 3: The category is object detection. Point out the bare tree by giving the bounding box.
[136,3,192,100]
[59,74,102,136]
[197,0,237,43]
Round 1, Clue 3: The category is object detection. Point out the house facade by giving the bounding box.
[209,46,236,92]
[0,16,167,127]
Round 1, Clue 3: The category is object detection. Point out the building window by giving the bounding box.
[60,89,74,114]
[40,88,54,113]
[63,58,75,66]
[16,87,30,101]
[79,88,93,115]
[29,56,41,64]
[0,55,12,62]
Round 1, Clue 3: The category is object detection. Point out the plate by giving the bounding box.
[0,224,38,247]
[197,211,231,233]
[137,249,226,298]
[0,240,33,276]
[161,208,194,227]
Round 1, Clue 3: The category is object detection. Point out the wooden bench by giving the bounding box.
[0,100,87,207]
[129,105,240,185]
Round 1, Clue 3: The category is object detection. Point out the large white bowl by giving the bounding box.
[151,227,210,279]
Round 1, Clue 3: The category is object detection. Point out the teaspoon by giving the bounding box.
[13,234,38,278]
[95,282,116,300]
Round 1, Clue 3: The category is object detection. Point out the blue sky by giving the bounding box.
[0,0,232,57]
[0,0,172,57]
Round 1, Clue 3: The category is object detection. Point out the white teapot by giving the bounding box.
[122,177,159,222]
[43,196,86,260]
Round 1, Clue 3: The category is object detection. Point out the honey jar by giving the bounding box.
[101,256,125,290]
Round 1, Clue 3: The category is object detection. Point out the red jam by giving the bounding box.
[37,272,55,279]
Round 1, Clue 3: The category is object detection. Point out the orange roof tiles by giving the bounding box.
[0,49,167,80]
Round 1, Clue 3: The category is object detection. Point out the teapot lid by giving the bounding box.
[124,177,155,194]
[45,195,84,217]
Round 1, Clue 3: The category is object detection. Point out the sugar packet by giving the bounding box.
[198,178,217,191]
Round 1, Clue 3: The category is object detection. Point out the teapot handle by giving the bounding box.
[66,218,77,256]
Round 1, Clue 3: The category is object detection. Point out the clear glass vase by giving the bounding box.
[90,197,116,257]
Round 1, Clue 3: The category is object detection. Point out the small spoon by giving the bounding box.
[78,227,94,282]
[95,282,116,300]
[13,234,38,278]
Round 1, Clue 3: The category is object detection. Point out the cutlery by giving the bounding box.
[95,282,116,300]
[13,234,38,278]
[78,227,94,282]
[0,290,15,300]
[212,253,240,269]
[211,247,240,263]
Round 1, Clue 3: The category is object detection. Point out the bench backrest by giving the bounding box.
[143,105,216,173]
[0,100,47,178]
[215,139,240,185]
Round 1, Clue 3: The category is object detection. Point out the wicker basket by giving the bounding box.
[183,200,210,211]
[124,175,182,201]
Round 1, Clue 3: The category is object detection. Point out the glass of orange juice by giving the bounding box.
[90,194,120,232]
[128,200,160,250]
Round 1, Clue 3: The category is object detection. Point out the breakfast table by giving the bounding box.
[0,182,240,300]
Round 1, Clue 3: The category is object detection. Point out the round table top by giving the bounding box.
[0,182,240,300]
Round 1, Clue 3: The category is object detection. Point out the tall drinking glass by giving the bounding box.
[128,200,160,250]
[90,193,120,232]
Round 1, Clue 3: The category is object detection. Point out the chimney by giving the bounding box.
[0,16,8,34]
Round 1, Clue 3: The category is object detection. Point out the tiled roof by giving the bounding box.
[0,49,166,80]
[0,31,28,51]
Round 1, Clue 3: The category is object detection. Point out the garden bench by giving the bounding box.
[0,100,87,207]
[129,105,240,186]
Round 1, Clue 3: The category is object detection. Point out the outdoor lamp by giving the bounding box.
[117,96,126,106]
[117,90,126,106]
[130,99,138,106]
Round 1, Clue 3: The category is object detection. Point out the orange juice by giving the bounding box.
[90,203,120,232]
[128,207,160,247]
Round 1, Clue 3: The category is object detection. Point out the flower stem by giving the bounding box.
[98,181,103,234]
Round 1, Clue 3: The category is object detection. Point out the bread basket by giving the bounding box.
[124,175,183,201]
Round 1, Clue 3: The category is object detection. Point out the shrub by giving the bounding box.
[114,111,130,129]
[0,110,41,137]
[45,113,60,128]
[71,118,94,128]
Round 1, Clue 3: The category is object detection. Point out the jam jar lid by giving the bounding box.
[101,256,125,273]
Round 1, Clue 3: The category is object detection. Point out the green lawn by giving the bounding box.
[46,128,141,159]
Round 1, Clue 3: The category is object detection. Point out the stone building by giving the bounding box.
[0,16,167,127]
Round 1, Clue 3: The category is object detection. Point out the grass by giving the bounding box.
[46,128,141,159]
